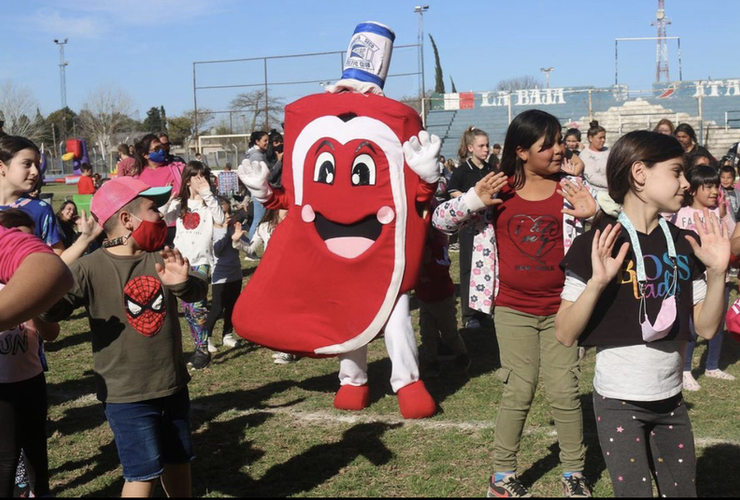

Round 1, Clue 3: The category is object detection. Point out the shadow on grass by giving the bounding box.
[49,440,119,496]
[696,443,740,497]
[47,372,96,406]
[519,393,606,489]
[193,419,399,498]
[188,383,399,496]
[45,330,89,353]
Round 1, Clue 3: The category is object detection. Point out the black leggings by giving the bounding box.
[204,280,242,338]
[593,391,696,498]
[0,373,49,497]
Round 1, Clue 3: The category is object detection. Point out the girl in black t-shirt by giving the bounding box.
[556,131,730,497]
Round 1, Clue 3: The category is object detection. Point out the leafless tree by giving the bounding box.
[230,90,284,132]
[495,75,543,92]
[78,85,133,160]
[0,81,42,140]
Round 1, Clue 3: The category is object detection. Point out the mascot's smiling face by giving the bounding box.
[293,115,405,262]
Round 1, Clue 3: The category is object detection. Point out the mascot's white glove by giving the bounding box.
[238,160,273,204]
[403,130,442,184]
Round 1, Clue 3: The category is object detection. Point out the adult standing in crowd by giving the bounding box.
[447,126,494,330]
[675,123,713,159]
[132,134,186,245]
[159,132,185,164]
[265,130,284,188]
[653,118,676,135]
[243,131,270,239]
[580,120,610,197]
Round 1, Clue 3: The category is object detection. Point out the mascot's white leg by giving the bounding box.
[383,293,420,392]
[338,345,368,387]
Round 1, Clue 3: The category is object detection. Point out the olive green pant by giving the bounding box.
[493,306,585,473]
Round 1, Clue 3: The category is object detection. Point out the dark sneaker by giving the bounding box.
[487,475,532,498]
[188,347,212,370]
[561,473,592,498]
[454,353,471,372]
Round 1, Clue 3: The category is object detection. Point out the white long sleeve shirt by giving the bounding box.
[162,190,226,267]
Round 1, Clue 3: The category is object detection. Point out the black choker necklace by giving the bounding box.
[102,235,130,248]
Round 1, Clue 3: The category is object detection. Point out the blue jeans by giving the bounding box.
[684,283,730,372]
[249,199,265,240]
[104,388,194,482]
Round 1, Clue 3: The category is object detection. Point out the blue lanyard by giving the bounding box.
[617,212,677,298]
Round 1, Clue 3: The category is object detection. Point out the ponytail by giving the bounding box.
[457,126,489,162]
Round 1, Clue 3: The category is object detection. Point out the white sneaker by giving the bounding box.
[207,338,219,353]
[273,352,297,365]
[222,333,241,348]
[705,369,736,381]
[683,371,701,391]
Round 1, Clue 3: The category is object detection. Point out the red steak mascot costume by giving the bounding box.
[233,22,441,419]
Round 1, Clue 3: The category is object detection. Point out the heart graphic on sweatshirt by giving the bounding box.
[182,211,201,230]
[507,214,559,262]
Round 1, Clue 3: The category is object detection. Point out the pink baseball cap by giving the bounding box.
[90,177,172,225]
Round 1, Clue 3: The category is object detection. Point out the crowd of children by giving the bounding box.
[0,111,739,498]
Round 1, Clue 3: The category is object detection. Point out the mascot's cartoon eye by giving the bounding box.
[351,154,376,186]
[314,152,335,185]
[152,295,163,312]
[127,300,142,316]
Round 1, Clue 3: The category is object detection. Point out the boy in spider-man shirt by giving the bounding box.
[41,177,207,498]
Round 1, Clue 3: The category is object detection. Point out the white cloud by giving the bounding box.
[22,0,232,39]
[23,8,107,40]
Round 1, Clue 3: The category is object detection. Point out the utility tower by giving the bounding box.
[53,38,69,109]
[651,0,671,83]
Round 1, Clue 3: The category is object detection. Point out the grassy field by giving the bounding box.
[39,184,740,497]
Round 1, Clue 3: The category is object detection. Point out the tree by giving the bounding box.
[230,90,284,132]
[142,106,164,133]
[160,106,167,132]
[47,107,80,140]
[496,75,543,92]
[78,85,133,161]
[167,109,214,147]
[0,81,42,139]
[429,34,445,94]
[450,76,458,93]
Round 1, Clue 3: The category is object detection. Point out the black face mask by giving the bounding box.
[274,144,284,154]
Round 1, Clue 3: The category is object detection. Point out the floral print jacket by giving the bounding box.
[431,176,594,315]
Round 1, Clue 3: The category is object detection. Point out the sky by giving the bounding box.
[1,0,734,128]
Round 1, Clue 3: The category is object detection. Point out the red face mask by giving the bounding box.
[131,215,168,252]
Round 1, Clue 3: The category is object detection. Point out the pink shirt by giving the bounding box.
[117,157,136,177]
[0,227,54,284]
[135,162,185,192]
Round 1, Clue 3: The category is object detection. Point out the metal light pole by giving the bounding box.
[53,38,69,110]
[414,6,429,113]
[540,67,554,88]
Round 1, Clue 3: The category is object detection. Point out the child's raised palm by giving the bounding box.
[591,223,630,287]
[686,210,731,273]
[559,178,598,219]
[231,222,245,242]
[77,209,104,241]
[156,247,190,286]
[474,172,507,206]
